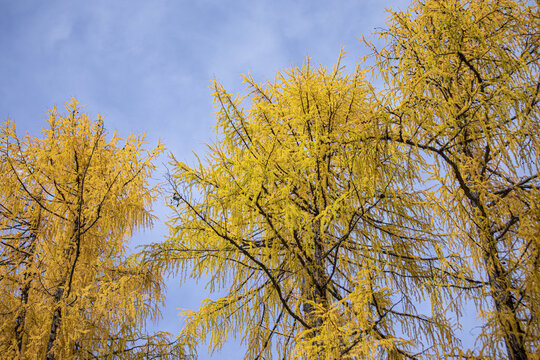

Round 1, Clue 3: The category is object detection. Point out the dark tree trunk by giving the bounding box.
[45,287,64,360]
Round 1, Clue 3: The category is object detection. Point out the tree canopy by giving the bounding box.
[146,0,539,359]
[146,55,473,358]
[1,0,537,359]
[0,100,179,359]
[371,0,539,358]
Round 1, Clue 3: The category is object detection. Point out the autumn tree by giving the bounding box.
[0,99,180,359]
[368,0,539,358]
[145,57,471,359]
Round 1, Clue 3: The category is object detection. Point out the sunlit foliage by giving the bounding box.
[9,0,535,358]
[0,100,180,359]
[370,0,539,358]
[147,0,539,358]
[146,56,468,359]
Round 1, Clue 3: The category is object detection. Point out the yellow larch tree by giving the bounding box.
[369,0,539,358]
[0,99,180,359]
[146,56,469,359]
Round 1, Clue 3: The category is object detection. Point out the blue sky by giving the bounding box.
[1,0,410,153]
[0,0,455,358]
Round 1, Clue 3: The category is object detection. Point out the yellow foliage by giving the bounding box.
[146,55,463,359]
[0,99,180,359]
[150,0,539,358]
[370,0,539,358]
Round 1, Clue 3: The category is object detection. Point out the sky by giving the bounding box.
[0,0,468,358]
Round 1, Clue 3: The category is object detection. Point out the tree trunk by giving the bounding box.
[45,287,64,360]
[481,231,527,360]
[45,215,81,360]
[457,128,528,360]
[302,219,328,359]
[15,280,30,353]
[15,223,38,355]
[467,191,528,360]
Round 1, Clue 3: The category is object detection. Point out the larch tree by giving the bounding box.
[369,0,539,358]
[146,57,469,359]
[0,99,180,359]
